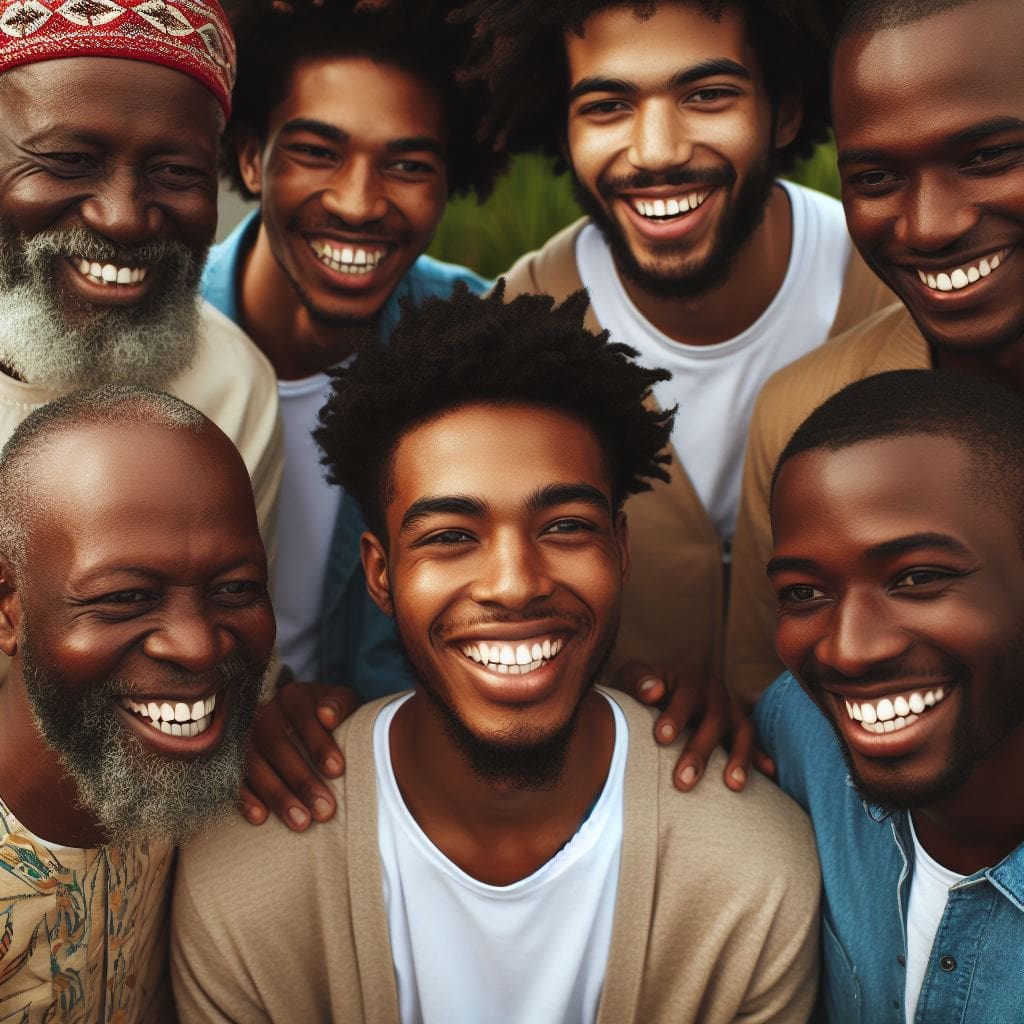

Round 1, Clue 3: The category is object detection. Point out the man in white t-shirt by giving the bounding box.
[465,0,893,788]
[757,369,1024,1023]
[172,285,820,1024]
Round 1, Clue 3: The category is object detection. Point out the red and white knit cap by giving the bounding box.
[0,0,235,114]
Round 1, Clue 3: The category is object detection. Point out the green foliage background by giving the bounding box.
[427,141,841,279]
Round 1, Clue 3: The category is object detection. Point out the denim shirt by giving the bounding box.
[202,212,490,698]
[755,673,1024,1023]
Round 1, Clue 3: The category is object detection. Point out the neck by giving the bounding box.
[0,675,106,848]
[931,339,1024,397]
[618,183,793,346]
[389,688,615,886]
[911,721,1024,875]
[239,223,371,380]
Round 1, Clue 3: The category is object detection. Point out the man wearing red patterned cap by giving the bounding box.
[0,0,280,556]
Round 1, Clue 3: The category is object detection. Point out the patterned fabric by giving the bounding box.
[0,0,234,114]
[0,795,175,1024]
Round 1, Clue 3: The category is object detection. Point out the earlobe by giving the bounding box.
[360,533,394,616]
[773,92,803,153]
[237,134,264,196]
[615,512,631,585]
[0,561,21,658]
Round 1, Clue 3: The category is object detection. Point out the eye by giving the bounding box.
[963,144,1024,172]
[891,568,958,590]
[212,579,266,604]
[687,86,737,104]
[847,169,902,194]
[387,158,439,176]
[543,518,594,536]
[99,589,154,604]
[151,163,211,189]
[287,143,337,162]
[40,152,97,177]
[421,529,475,547]
[778,584,827,605]
[579,99,630,118]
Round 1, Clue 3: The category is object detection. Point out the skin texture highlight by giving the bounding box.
[361,402,627,885]
[0,421,275,847]
[833,0,1024,379]
[770,434,1024,874]
[237,56,448,378]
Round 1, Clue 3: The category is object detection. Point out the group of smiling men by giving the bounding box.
[0,0,1021,1021]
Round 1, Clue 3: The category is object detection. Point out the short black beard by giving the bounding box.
[21,629,269,845]
[802,632,1024,811]
[572,156,775,301]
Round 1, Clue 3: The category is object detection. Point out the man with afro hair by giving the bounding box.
[172,284,820,1024]
[459,0,894,791]
[202,1,506,831]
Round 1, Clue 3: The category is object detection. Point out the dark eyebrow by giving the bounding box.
[952,117,1024,146]
[400,495,487,535]
[385,136,446,159]
[766,556,822,579]
[568,58,750,104]
[279,118,348,144]
[837,146,889,168]
[526,483,611,515]
[864,533,973,562]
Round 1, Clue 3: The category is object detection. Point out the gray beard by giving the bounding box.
[21,631,269,846]
[0,226,204,391]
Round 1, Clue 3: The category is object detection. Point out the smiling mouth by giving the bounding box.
[629,188,712,222]
[71,258,149,286]
[309,239,390,276]
[914,247,1010,293]
[842,685,949,734]
[461,638,565,676]
[118,693,217,738]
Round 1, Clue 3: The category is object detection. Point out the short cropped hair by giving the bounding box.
[457,0,840,173]
[835,0,977,44]
[225,0,502,199]
[315,282,675,537]
[771,370,1024,549]
[0,386,207,577]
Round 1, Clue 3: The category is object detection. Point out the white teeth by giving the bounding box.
[499,646,515,666]
[461,637,564,675]
[632,189,709,220]
[90,261,102,277]
[844,688,949,731]
[310,240,386,274]
[531,643,543,661]
[936,273,953,291]
[666,198,680,216]
[515,644,532,666]
[950,269,968,289]
[174,702,190,723]
[893,696,910,717]
[861,703,878,724]
[74,258,148,286]
[909,692,925,714]
[542,639,552,658]
[917,249,1009,292]
[116,266,131,284]
[979,259,991,276]
[191,700,205,720]
[967,266,980,283]
[991,253,1001,270]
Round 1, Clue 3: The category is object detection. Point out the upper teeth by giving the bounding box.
[310,241,386,275]
[843,687,946,734]
[75,259,148,285]
[632,190,710,219]
[119,693,217,738]
[916,249,1007,292]
[461,638,564,675]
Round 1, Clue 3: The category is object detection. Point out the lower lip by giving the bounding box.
[457,648,568,706]
[304,242,393,294]
[60,258,154,307]
[903,249,1014,309]
[618,188,718,243]
[114,690,229,759]
[831,686,957,759]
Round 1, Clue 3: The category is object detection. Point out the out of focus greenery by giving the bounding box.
[427,140,841,279]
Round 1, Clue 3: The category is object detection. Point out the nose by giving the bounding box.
[893,172,979,253]
[78,164,162,246]
[469,531,556,611]
[142,595,235,674]
[627,99,693,173]
[814,590,911,679]
[321,156,389,226]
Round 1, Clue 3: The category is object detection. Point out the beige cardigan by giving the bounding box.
[501,216,893,683]
[724,303,932,706]
[172,690,821,1023]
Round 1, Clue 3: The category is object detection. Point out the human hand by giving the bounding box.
[617,660,775,793]
[240,680,358,830]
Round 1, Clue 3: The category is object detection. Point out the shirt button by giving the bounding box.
[939,955,957,972]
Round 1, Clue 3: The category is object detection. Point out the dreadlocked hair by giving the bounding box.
[315,281,675,537]
[224,0,503,199]
[456,0,842,173]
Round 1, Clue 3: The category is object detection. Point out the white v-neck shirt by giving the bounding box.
[374,693,628,1024]
[576,181,851,540]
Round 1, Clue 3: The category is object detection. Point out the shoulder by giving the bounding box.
[501,217,589,302]
[201,212,259,321]
[402,254,491,299]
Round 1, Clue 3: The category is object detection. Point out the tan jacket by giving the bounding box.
[502,216,892,681]
[172,689,820,1023]
[725,304,931,706]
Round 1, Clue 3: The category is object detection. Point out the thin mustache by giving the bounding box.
[598,166,733,198]
[22,228,193,266]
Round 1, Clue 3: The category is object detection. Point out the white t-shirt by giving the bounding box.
[273,372,342,681]
[375,693,628,1024]
[576,181,852,540]
[905,818,966,1024]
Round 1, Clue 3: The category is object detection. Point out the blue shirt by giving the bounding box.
[755,672,1024,1023]
[202,212,490,698]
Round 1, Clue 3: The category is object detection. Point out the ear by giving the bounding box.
[360,532,394,616]
[237,132,264,197]
[0,559,22,658]
[773,91,803,153]
[614,511,631,585]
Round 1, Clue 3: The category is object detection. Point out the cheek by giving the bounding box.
[840,195,893,249]
[567,124,621,185]
[773,615,818,673]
